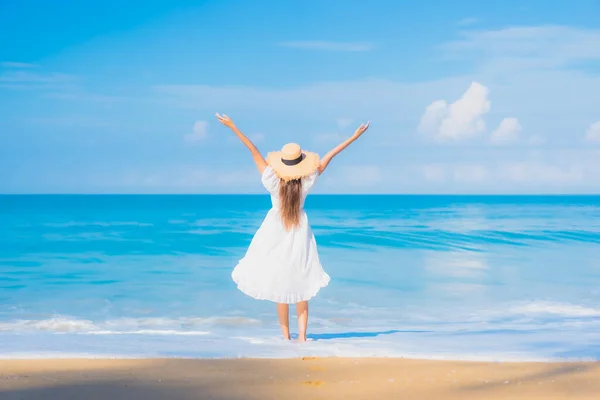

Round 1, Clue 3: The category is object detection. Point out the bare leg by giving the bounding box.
[296,301,309,342]
[277,303,291,340]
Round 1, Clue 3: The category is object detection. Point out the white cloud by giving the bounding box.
[157,26,600,129]
[417,100,448,136]
[184,121,207,143]
[490,117,522,145]
[418,82,491,141]
[585,121,600,143]
[278,41,373,52]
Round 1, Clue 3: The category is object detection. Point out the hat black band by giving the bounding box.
[281,154,303,166]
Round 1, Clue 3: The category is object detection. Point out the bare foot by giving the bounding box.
[298,336,307,343]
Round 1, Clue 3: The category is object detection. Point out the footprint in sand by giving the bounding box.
[302,380,325,387]
[301,356,319,361]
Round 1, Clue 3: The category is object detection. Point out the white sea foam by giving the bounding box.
[0,316,261,334]
[1,301,599,361]
[509,301,600,317]
[0,317,97,333]
[91,330,210,336]
[2,326,598,362]
[44,221,153,228]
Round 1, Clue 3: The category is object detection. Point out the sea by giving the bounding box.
[1,195,599,361]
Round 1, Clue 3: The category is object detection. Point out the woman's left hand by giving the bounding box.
[215,113,237,129]
[352,121,370,139]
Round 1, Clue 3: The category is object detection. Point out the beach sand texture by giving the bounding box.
[1,358,599,399]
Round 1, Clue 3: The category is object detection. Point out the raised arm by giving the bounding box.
[216,113,268,174]
[318,122,370,175]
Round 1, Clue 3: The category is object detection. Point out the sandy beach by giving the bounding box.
[1,358,598,399]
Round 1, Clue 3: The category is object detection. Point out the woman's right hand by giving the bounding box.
[215,113,237,130]
[352,121,370,139]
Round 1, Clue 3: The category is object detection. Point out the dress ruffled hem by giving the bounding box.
[232,268,330,304]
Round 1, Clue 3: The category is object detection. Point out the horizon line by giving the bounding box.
[2,193,600,197]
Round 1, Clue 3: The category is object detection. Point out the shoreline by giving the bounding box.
[1,354,599,363]
[4,354,600,364]
[1,357,599,399]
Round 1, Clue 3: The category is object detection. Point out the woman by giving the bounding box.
[216,113,370,342]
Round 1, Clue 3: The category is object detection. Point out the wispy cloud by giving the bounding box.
[155,77,468,120]
[0,70,77,85]
[452,164,490,183]
[278,41,374,52]
[67,166,261,194]
[324,165,382,188]
[0,64,134,104]
[0,67,79,94]
[443,26,600,71]
[527,135,545,146]
[0,61,38,68]
[42,91,131,103]
[313,119,355,145]
[457,17,480,27]
[27,116,113,129]
[132,167,260,193]
[497,160,586,185]
[418,150,600,190]
[156,25,599,154]
[422,164,490,184]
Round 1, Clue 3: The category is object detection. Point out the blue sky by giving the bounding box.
[1,0,600,194]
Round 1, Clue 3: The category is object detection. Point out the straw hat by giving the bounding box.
[266,143,320,181]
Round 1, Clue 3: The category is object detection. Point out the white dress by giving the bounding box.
[232,166,330,304]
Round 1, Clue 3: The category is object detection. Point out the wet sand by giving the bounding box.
[1,358,599,399]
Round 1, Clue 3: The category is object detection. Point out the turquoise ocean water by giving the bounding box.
[1,195,599,360]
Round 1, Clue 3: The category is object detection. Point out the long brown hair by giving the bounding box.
[279,178,302,230]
